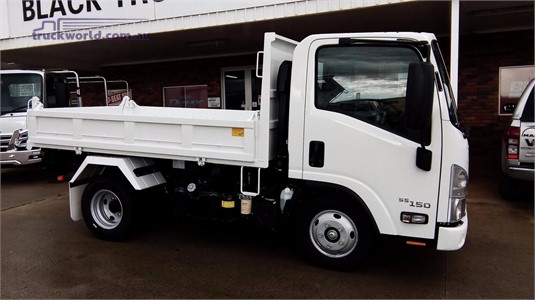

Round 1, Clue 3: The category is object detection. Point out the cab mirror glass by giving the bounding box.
[405,62,435,130]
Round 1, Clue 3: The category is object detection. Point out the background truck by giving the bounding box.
[501,78,535,197]
[0,70,128,168]
[27,32,469,270]
[0,69,81,166]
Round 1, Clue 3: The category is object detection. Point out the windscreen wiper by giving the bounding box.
[1,105,28,115]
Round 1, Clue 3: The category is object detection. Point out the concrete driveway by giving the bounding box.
[1,155,533,299]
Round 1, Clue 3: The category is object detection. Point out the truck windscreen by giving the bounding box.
[1,74,43,115]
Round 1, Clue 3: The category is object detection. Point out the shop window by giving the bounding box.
[499,65,535,115]
[163,85,208,108]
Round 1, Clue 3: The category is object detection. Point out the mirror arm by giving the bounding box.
[416,131,432,171]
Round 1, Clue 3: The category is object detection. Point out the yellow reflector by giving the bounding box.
[221,200,235,208]
[232,128,244,137]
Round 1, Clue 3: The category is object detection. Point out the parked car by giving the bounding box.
[500,78,535,198]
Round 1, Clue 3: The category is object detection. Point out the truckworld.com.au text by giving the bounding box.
[32,31,150,41]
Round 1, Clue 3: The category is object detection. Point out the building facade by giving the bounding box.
[1,0,534,158]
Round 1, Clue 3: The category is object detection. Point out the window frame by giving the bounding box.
[431,40,460,127]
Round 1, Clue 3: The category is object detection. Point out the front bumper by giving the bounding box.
[0,149,42,166]
[436,216,468,251]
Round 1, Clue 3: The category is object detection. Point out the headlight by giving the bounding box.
[448,165,468,223]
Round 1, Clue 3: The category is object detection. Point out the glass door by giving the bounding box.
[223,70,246,110]
[222,67,261,110]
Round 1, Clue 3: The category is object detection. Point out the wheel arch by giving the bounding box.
[290,180,381,235]
[69,155,166,221]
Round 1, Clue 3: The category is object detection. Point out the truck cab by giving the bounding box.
[286,33,468,266]
[1,70,45,166]
[0,69,117,166]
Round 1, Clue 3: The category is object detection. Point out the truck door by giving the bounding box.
[44,71,81,107]
[302,38,443,239]
[44,74,70,108]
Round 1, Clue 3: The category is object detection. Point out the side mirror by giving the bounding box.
[405,62,435,172]
[405,62,435,130]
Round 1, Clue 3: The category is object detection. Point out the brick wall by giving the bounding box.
[101,54,256,107]
[455,30,533,158]
[72,81,108,106]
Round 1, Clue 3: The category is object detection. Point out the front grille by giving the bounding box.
[16,131,28,149]
[0,134,12,152]
[1,130,29,152]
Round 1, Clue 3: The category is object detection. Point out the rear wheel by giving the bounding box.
[82,177,136,240]
[297,198,373,270]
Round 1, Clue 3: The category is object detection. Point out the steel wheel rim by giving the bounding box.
[90,189,123,229]
[309,210,358,258]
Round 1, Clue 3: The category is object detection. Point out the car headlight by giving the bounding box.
[448,164,468,223]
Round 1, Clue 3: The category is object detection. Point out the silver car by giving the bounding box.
[500,78,535,197]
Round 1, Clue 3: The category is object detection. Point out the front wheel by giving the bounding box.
[82,177,136,240]
[296,199,373,270]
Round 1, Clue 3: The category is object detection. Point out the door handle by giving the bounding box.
[309,141,325,168]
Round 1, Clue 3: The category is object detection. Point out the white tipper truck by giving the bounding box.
[27,32,469,270]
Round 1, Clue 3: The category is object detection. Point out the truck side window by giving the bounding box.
[315,45,422,141]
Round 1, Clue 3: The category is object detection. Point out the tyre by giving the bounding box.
[81,177,136,240]
[296,198,373,271]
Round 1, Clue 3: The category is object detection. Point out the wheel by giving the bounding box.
[296,199,373,270]
[82,177,136,240]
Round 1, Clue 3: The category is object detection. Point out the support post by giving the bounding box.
[450,0,460,101]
